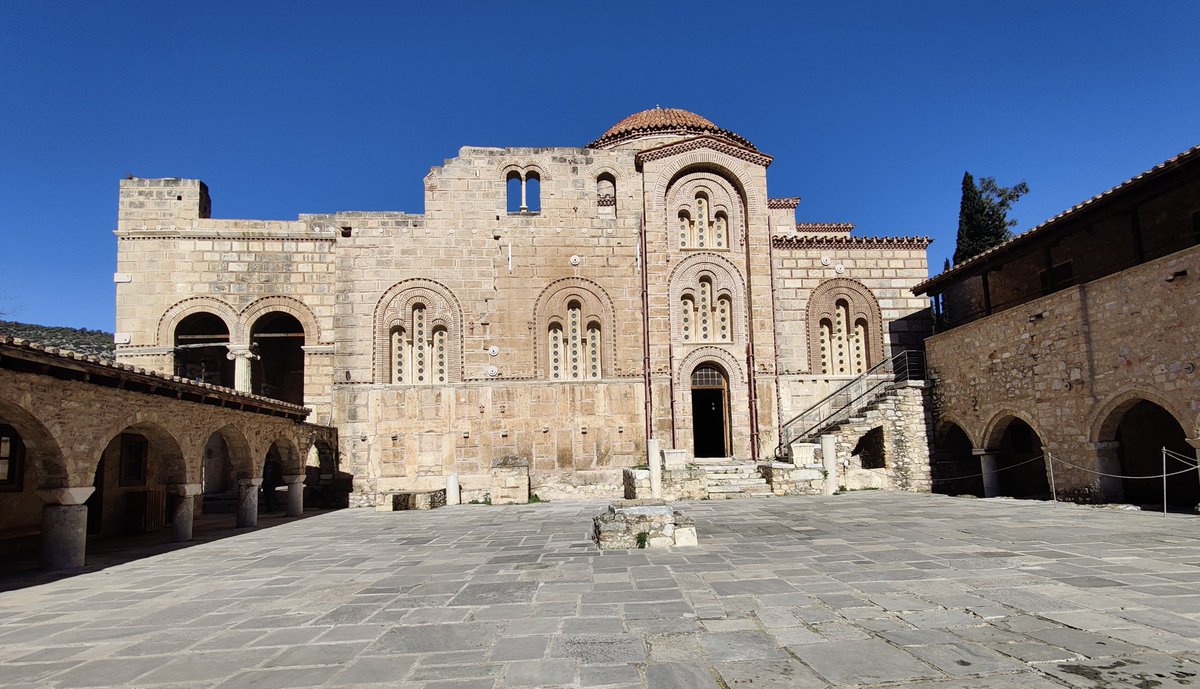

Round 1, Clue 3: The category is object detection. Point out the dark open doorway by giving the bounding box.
[691,364,729,458]
[250,313,305,405]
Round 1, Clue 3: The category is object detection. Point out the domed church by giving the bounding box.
[113,108,934,505]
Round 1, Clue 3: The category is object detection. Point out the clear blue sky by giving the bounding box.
[2,2,1197,332]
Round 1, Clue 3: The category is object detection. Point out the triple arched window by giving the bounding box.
[548,301,601,380]
[680,276,733,343]
[807,279,883,376]
[678,192,729,250]
[818,299,869,375]
[390,304,449,385]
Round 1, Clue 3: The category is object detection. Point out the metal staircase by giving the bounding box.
[776,350,925,461]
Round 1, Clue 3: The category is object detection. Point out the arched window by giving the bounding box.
[506,171,523,213]
[548,301,600,380]
[506,169,542,213]
[391,304,448,385]
[596,173,616,217]
[678,192,729,250]
[173,312,234,387]
[679,275,732,343]
[808,279,884,376]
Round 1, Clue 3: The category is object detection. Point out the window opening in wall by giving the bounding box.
[679,192,728,250]
[0,424,24,490]
[119,433,148,486]
[173,312,234,387]
[506,171,523,213]
[525,172,540,213]
[819,299,868,376]
[596,173,616,212]
[690,364,730,458]
[547,300,600,380]
[391,304,448,385]
[680,276,732,344]
[250,312,306,405]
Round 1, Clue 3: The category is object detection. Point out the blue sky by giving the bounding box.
[1,1,1197,331]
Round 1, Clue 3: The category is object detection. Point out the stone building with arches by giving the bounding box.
[918,144,1200,507]
[110,108,932,505]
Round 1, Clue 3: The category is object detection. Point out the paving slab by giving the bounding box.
[4,493,1200,688]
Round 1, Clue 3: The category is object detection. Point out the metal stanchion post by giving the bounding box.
[1047,451,1057,506]
[1162,447,1168,518]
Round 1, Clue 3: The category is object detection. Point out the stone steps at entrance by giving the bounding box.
[697,458,772,499]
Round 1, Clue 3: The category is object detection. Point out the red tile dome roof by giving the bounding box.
[588,107,756,150]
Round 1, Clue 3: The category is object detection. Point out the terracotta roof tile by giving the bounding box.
[588,107,756,150]
[914,143,1200,294]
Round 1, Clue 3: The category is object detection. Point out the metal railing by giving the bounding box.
[776,350,925,461]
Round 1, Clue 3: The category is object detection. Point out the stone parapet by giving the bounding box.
[759,463,825,496]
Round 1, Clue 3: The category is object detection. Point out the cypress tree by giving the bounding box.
[953,172,1028,265]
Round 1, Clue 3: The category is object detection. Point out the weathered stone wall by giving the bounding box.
[818,382,932,492]
[926,244,1200,496]
[0,339,334,538]
[771,240,930,453]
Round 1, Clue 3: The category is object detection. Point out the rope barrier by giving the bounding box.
[933,449,1200,482]
[931,458,1046,484]
[1041,453,1200,480]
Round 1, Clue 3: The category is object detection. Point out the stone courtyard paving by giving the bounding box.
[2,493,1200,689]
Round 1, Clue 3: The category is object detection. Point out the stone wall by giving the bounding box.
[926,244,1200,497]
[821,382,933,493]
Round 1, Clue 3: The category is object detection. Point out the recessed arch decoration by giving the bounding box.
[666,173,744,251]
[532,277,615,380]
[806,278,884,375]
[374,279,463,384]
[648,150,766,220]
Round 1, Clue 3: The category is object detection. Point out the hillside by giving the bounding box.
[0,320,115,360]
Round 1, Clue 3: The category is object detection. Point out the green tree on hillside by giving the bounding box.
[953,172,1029,265]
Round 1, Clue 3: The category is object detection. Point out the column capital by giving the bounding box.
[971,448,997,457]
[238,478,263,487]
[282,475,306,485]
[168,483,203,497]
[226,345,259,361]
[38,487,95,505]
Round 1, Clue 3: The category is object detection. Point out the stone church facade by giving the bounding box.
[113,109,931,505]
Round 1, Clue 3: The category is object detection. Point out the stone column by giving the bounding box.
[169,484,202,542]
[1188,437,1200,509]
[647,439,662,499]
[236,478,262,527]
[974,450,1000,498]
[283,475,305,517]
[820,435,838,495]
[445,474,461,506]
[226,346,258,394]
[38,487,95,570]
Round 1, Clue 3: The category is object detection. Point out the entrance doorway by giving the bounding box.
[691,364,729,458]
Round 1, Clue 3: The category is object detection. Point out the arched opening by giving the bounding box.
[506,170,523,213]
[992,418,1050,499]
[596,173,616,217]
[691,364,730,458]
[1107,400,1195,508]
[853,426,886,470]
[305,438,347,509]
[261,437,301,514]
[931,422,982,496]
[0,401,67,559]
[250,312,305,405]
[173,312,234,387]
[199,426,253,518]
[525,171,541,213]
[88,423,186,538]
